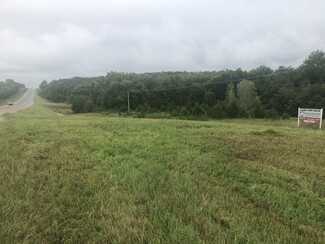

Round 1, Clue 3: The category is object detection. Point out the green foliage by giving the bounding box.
[39,80,48,90]
[301,50,325,83]
[0,79,25,100]
[265,108,280,120]
[210,101,226,119]
[237,80,260,117]
[70,95,85,113]
[84,99,95,112]
[70,95,94,113]
[281,112,290,120]
[38,51,325,119]
[192,103,206,117]
[226,101,240,118]
[225,82,237,105]
[253,101,265,118]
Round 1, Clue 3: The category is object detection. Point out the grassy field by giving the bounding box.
[0,97,324,243]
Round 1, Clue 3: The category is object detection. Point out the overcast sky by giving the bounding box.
[1,0,325,88]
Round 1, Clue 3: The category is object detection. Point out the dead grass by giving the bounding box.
[42,100,72,114]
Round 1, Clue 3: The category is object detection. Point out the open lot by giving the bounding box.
[0,97,324,243]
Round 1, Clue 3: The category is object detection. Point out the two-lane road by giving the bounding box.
[0,89,35,116]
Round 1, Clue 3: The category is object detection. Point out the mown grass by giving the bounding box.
[0,96,324,243]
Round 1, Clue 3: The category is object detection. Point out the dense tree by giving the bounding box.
[38,51,325,119]
[225,82,236,105]
[237,80,260,117]
[210,102,226,119]
[0,79,25,100]
[39,80,48,90]
[301,50,325,83]
[224,82,239,118]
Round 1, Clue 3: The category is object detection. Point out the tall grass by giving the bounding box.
[0,97,324,243]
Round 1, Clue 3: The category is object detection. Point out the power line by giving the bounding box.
[128,70,293,93]
[126,70,295,112]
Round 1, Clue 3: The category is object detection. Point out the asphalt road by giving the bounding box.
[0,89,35,116]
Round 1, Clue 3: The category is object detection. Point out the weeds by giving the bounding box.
[0,97,324,243]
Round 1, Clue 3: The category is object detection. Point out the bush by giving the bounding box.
[281,112,290,120]
[210,102,226,119]
[70,95,87,113]
[226,101,240,118]
[119,104,128,113]
[192,103,206,117]
[84,99,95,112]
[253,103,265,118]
[265,109,280,120]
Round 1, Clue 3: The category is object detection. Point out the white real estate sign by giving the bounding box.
[298,108,323,129]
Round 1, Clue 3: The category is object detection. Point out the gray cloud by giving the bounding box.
[1,0,325,87]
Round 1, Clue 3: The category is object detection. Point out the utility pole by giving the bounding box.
[320,108,323,130]
[127,91,130,114]
[298,107,300,127]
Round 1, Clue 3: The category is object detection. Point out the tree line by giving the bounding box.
[0,79,25,101]
[38,50,325,119]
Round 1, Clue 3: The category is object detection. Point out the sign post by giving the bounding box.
[298,108,323,129]
[298,107,300,127]
[320,109,323,130]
